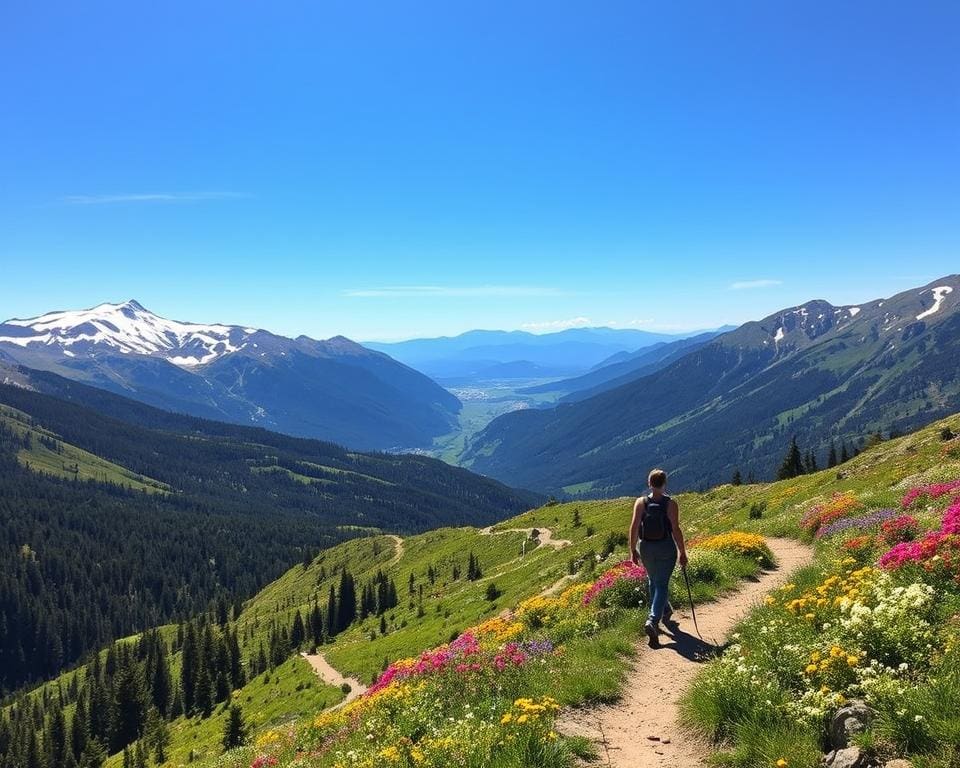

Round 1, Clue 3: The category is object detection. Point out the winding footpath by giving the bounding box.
[478,525,572,550]
[559,537,813,767]
[300,652,368,708]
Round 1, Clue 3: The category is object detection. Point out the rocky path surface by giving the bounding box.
[559,538,814,767]
[300,652,368,708]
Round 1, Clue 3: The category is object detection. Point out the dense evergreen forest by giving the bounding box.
[0,560,405,768]
[0,382,536,696]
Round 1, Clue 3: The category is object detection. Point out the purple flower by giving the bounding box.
[817,509,898,538]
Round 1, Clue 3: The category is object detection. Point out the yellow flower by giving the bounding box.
[777,760,789,768]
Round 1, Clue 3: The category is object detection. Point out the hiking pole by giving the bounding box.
[681,563,704,641]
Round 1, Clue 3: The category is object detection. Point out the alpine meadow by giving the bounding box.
[3,3,960,768]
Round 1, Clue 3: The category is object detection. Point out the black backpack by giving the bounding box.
[640,493,671,541]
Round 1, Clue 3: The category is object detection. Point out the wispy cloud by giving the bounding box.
[729,279,783,290]
[521,316,593,331]
[63,192,248,205]
[344,285,564,298]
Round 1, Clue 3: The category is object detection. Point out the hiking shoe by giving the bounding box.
[661,603,678,627]
[644,621,660,648]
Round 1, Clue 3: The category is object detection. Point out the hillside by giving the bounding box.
[8,411,959,768]
[0,380,537,694]
[465,276,960,495]
[518,330,722,402]
[0,300,460,450]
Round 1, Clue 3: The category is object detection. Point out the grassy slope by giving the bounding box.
[1,403,168,492]
[23,412,960,766]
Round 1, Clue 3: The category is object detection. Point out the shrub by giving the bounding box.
[697,532,774,567]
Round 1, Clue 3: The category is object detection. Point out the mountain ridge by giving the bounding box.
[463,276,960,495]
[0,301,460,450]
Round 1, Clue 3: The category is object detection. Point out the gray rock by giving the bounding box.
[830,699,875,749]
[883,761,912,768]
[823,747,872,768]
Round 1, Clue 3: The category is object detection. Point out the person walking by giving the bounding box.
[629,468,688,647]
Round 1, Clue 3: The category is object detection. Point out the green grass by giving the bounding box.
[1,403,168,492]
[21,412,960,767]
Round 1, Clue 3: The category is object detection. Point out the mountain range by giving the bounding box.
[0,300,460,451]
[463,276,960,495]
[364,327,701,380]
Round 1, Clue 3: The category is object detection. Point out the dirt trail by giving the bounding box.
[300,652,368,708]
[478,525,572,550]
[384,534,404,567]
[559,538,813,767]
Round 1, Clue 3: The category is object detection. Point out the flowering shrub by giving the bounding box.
[880,497,960,585]
[685,554,941,756]
[816,509,897,539]
[581,561,647,607]
[901,479,960,508]
[800,492,861,536]
[878,515,920,546]
[696,532,774,566]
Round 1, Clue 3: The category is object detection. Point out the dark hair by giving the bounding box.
[648,469,667,489]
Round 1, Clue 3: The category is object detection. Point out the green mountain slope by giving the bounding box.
[11,411,957,768]
[464,275,960,495]
[0,379,538,694]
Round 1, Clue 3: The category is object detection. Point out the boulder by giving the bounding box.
[823,747,872,768]
[883,761,912,768]
[830,699,875,749]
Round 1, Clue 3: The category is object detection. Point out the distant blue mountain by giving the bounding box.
[364,327,702,380]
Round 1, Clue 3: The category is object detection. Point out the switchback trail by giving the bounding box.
[559,537,813,767]
[478,525,572,550]
[300,652,368,708]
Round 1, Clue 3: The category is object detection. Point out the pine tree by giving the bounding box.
[325,585,338,637]
[150,641,172,717]
[840,443,850,463]
[828,444,838,468]
[71,693,90,761]
[309,603,325,648]
[48,708,68,768]
[180,624,198,715]
[731,468,742,486]
[336,571,357,631]
[776,436,805,480]
[221,705,247,750]
[290,610,305,649]
[109,650,148,752]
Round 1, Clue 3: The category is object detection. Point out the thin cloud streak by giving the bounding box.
[730,279,783,290]
[63,192,249,205]
[344,285,565,298]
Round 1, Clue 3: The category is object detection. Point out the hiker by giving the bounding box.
[629,468,688,647]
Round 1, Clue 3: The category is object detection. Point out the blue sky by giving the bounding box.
[2,1,958,340]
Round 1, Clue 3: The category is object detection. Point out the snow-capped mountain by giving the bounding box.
[0,300,257,366]
[465,275,960,494]
[0,301,461,451]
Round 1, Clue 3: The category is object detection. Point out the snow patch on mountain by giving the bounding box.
[916,286,953,321]
[0,300,258,367]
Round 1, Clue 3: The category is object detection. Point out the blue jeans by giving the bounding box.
[638,537,677,624]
